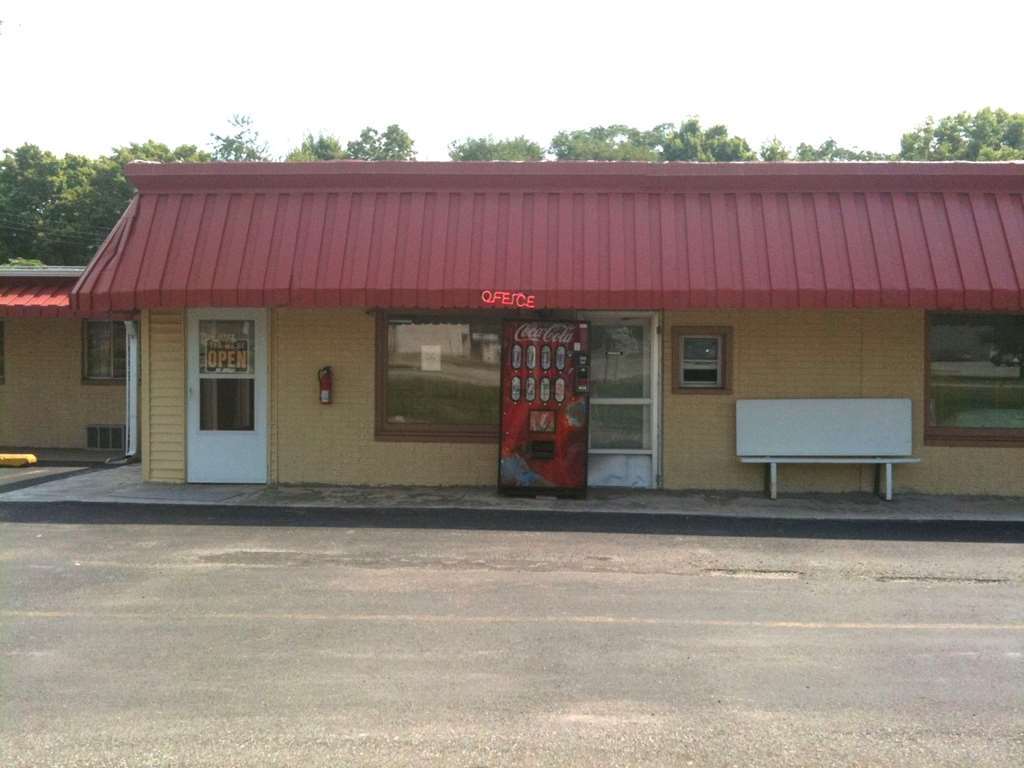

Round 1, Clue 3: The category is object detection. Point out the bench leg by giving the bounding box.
[769,462,778,500]
[873,464,894,501]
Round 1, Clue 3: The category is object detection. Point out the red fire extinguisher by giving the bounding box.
[317,366,333,404]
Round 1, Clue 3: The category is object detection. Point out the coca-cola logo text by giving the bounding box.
[513,323,576,344]
[481,289,536,309]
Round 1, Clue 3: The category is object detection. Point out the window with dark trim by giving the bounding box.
[926,313,1024,445]
[83,320,126,382]
[671,326,732,393]
[0,321,5,384]
[375,314,501,441]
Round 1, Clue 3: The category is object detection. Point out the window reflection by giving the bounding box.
[200,379,255,431]
[928,314,1024,430]
[590,325,649,398]
[385,318,501,427]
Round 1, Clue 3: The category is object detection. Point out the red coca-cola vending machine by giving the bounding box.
[498,320,590,496]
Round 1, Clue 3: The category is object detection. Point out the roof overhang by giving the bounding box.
[74,161,1024,314]
[0,267,131,318]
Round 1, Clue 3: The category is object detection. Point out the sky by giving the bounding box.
[2,0,1023,161]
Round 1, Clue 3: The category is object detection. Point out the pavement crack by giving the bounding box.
[874,575,1009,584]
[703,568,803,579]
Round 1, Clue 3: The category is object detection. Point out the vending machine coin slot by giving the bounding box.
[575,352,590,394]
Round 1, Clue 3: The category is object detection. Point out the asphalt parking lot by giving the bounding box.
[1,502,1022,767]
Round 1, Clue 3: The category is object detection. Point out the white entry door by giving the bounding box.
[584,314,660,488]
[187,309,268,483]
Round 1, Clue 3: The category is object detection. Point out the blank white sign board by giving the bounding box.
[736,399,913,457]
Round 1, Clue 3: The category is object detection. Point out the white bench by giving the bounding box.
[736,399,920,501]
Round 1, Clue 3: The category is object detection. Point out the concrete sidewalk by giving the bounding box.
[1,464,1023,522]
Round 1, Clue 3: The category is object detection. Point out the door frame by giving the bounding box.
[579,311,661,488]
[186,308,269,483]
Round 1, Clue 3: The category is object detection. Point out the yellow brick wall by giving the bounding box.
[141,310,186,482]
[662,309,1024,496]
[271,308,495,485]
[0,317,124,449]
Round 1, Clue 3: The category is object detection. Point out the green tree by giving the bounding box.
[448,135,545,161]
[549,125,660,161]
[0,144,57,263]
[794,138,892,161]
[210,114,271,161]
[656,119,756,161]
[550,120,755,161]
[759,137,791,161]
[0,140,210,266]
[345,125,416,160]
[286,133,348,161]
[900,108,1024,160]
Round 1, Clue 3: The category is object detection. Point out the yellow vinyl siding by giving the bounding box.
[142,309,186,482]
[0,317,123,448]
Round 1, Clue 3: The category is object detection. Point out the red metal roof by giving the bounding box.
[74,161,1024,313]
[0,274,77,317]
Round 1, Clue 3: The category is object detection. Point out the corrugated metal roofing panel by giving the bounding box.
[0,276,74,317]
[0,280,73,315]
[73,162,1024,313]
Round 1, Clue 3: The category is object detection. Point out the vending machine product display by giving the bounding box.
[498,320,590,496]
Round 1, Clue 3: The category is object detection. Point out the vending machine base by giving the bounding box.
[498,320,590,498]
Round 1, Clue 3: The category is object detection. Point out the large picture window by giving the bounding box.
[927,313,1024,444]
[83,320,127,382]
[376,315,501,441]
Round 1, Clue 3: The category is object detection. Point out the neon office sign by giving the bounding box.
[480,289,537,309]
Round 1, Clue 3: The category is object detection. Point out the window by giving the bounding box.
[198,318,256,431]
[376,314,501,440]
[83,321,126,381]
[926,313,1024,445]
[672,326,732,393]
[0,321,4,384]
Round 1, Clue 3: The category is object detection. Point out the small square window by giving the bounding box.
[672,327,731,393]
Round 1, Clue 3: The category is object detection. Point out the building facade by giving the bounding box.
[69,162,1024,495]
[0,269,126,451]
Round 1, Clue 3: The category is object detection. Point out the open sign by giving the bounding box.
[204,339,250,373]
[481,289,536,309]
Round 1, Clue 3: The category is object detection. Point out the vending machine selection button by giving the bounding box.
[555,345,566,370]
